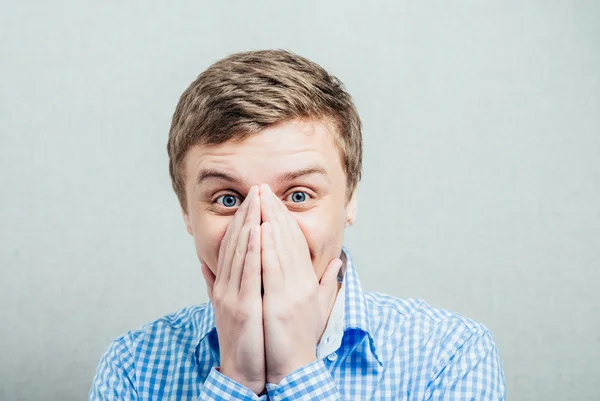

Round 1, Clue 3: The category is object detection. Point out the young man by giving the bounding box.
[89,50,505,400]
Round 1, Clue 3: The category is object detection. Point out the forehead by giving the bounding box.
[184,119,345,185]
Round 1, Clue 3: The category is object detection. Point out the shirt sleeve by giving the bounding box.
[427,328,506,401]
[88,338,267,401]
[201,367,268,401]
[265,359,342,401]
[88,339,138,401]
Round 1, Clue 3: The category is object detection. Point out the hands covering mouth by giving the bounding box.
[201,184,343,395]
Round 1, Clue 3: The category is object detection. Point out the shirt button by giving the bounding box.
[325,336,330,344]
[327,352,338,362]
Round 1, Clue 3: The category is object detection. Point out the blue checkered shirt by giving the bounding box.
[89,248,506,400]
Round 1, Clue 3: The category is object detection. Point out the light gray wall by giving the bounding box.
[1,1,599,400]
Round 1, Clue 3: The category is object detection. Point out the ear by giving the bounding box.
[182,208,194,236]
[344,190,358,228]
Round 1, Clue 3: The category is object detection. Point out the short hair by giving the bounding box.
[167,49,362,212]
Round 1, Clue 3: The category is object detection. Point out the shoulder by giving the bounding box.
[362,293,505,395]
[90,304,211,397]
[108,304,209,356]
[364,292,490,334]
[364,293,505,394]
[363,292,497,362]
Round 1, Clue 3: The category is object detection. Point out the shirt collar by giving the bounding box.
[195,299,216,346]
[194,246,382,366]
[341,247,383,366]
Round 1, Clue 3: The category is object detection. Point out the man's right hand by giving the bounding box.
[200,185,265,395]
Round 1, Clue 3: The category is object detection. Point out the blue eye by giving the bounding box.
[215,194,240,208]
[287,191,309,203]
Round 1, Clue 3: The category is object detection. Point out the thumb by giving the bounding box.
[318,258,343,306]
[200,262,216,301]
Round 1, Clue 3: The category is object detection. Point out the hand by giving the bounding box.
[259,184,342,385]
[200,186,266,394]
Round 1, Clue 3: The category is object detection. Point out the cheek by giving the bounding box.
[294,209,346,277]
[191,215,230,273]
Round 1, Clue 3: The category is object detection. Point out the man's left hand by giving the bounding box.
[259,184,343,385]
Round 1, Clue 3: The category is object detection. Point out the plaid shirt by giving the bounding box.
[89,248,506,400]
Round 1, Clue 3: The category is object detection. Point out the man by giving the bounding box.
[89,50,506,400]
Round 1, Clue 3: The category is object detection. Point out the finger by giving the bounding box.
[259,184,279,224]
[270,191,311,272]
[201,262,216,300]
[282,208,311,266]
[229,189,260,292]
[239,224,262,298]
[259,185,292,273]
[216,186,257,286]
[261,222,282,292]
[320,258,342,288]
[271,190,305,259]
[277,196,300,237]
[318,258,343,311]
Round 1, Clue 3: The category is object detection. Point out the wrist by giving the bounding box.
[219,366,265,395]
[267,355,317,385]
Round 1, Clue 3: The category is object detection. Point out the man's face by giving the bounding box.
[181,118,357,281]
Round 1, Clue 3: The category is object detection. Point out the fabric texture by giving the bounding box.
[89,248,506,400]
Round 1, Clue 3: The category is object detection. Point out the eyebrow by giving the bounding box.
[196,169,242,186]
[195,166,330,187]
[278,166,330,184]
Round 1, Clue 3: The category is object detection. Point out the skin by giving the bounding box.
[181,118,357,393]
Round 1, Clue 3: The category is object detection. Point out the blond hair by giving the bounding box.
[167,49,362,212]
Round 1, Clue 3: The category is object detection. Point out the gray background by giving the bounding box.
[1,1,599,400]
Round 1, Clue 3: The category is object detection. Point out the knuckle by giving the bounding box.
[212,284,232,306]
[247,237,257,253]
[213,286,223,302]
[212,291,225,306]
[233,307,251,323]
[221,298,237,314]
[271,303,293,322]
[234,245,245,260]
